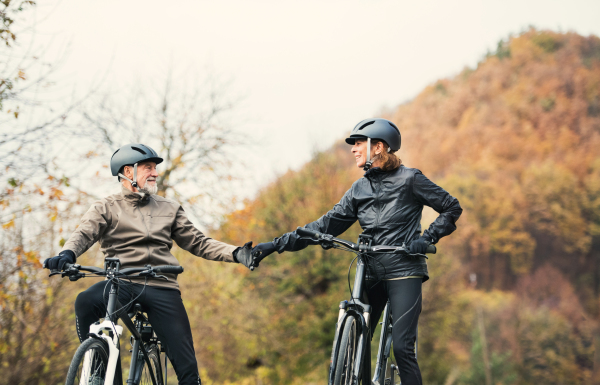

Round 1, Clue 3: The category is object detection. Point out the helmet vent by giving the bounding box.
[387,122,400,134]
[131,146,147,155]
[358,121,375,131]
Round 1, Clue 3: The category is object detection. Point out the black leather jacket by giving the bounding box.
[272,165,462,281]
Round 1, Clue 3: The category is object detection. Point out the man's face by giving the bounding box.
[124,162,158,191]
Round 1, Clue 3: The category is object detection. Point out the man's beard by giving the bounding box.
[139,180,158,195]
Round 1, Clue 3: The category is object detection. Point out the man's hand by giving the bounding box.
[251,242,277,267]
[408,236,431,255]
[43,250,76,271]
[234,242,256,270]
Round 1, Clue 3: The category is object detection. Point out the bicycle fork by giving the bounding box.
[80,320,123,385]
[328,257,372,385]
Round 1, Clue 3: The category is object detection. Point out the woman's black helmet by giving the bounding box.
[345,118,401,151]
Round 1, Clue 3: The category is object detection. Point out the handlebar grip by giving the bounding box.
[154,265,184,275]
[296,226,320,238]
[426,244,437,254]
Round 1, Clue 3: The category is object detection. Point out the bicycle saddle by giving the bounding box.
[127,303,144,318]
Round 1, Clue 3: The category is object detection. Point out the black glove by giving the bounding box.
[43,250,76,271]
[408,236,431,255]
[251,242,277,267]
[233,242,256,271]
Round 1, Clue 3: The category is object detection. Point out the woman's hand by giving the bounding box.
[252,242,277,267]
[408,236,431,255]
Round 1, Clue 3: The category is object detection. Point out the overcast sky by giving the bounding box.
[31,0,600,194]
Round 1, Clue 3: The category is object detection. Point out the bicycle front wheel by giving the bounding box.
[334,315,360,385]
[65,338,111,385]
[135,343,163,385]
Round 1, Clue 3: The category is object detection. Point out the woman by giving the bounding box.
[252,118,462,385]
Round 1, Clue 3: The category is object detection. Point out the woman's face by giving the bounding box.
[351,139,369,168]
[351,138,384,168]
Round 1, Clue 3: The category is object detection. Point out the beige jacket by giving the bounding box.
[62,186,237,289]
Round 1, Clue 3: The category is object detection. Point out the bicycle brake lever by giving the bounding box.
[411,253,429,259]
[321,241,334,250]
[154,274,169,281]
[49,269,61,277]
[68,273,85,281]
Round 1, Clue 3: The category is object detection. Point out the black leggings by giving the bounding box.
[366,278,423,385]
[75,281,201,385]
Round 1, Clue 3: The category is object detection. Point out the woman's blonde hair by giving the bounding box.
[372,140,401,171]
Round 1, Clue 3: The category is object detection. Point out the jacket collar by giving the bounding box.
[120,185,150,205]
[364,167,385,178]
[364,165,402,179]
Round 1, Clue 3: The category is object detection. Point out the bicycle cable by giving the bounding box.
[102,275,149,338]
[346,254,359,304]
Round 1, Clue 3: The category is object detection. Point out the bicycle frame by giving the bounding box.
[295,227,434,385]
[74,259,162,385]
[328,237,373,385]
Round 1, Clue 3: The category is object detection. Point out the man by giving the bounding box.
[44,143,255,384]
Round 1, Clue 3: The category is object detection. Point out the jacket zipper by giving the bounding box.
[136,205,151,265]
[373,174,382,235]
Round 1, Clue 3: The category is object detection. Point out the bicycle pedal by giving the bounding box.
[384,379,391,385]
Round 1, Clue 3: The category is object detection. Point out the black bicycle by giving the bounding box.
[48,257,183,385]
[295,227,436,385]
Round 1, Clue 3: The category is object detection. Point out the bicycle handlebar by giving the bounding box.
[49,262,184,279]
[152,265,185,274]
[296,226,437,254]
[296,226,322,239]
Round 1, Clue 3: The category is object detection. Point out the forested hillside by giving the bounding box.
[213,29,600,384]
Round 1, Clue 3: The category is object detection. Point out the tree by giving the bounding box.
[78,69,246,225]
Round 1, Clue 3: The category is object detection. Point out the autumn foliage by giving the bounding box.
[212,29,600,384]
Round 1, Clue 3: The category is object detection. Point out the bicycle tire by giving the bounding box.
[333,315,360,385]
[135,343,163,385]
[65,338,112,385]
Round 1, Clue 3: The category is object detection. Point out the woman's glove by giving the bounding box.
[251,242,277,267]
[233,242,256,270]
[43,250,76,271]
[408,236,431,255]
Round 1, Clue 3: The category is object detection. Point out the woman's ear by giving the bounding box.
[374,141,384,155]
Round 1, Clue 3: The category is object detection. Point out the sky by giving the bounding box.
[28,0,600,195]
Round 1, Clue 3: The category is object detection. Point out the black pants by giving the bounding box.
[75,281,201,385]
[366,278,423,385]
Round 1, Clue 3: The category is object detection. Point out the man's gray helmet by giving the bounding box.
[110,144,163,188]
[345,118,401,171]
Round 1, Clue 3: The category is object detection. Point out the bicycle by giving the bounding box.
[295,227,436,385]
[47,257,184,385]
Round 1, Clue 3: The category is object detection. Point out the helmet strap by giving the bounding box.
[118,163,139,190]
[363,138,374,172]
